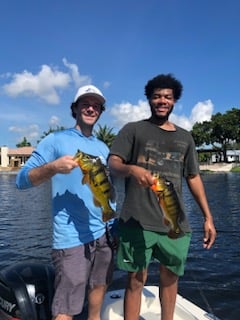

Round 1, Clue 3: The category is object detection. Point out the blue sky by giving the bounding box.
[0,0,239,148]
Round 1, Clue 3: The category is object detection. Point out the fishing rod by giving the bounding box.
[190,270,220,320]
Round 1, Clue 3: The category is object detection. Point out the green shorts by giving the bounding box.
[117,224,191,276]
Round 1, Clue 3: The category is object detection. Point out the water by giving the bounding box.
[0,173,52,266]
[0,172,240,320]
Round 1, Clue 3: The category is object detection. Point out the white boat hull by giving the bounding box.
[101,286,218,320]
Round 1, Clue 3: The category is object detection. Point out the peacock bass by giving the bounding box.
[151,173,184,239]
[74,150,116,222]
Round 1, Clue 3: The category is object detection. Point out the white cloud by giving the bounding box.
[9,124,39,133]
[62,58,91,87]
[189,99,214,124]
[110,100,151,128]
[49,115,60,127]
[8,115,65,146]
[103,81,111,89]
[3,65,71,104]
[2,59,93,105]
[1,59,109,106]
[9,124,40,145]
[109,99,214,131]
[169,113,193,131]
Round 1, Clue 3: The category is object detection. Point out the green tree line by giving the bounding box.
[191,107,240,162]
[16,125,116,148]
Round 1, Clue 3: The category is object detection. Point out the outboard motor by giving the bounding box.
[0,262,54,320]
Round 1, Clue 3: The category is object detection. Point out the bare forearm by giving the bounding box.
[108,156,132,177]
[108,155,154,186]
[28,162,57,186]
[28,155,79,186]
[187,174,212,220]
[187,174,217,248]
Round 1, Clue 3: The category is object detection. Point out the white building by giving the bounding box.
[0,146,35,169]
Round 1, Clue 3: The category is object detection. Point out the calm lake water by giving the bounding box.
[0,172,239,320]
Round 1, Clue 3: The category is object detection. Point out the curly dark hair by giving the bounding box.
[144,74,183,101]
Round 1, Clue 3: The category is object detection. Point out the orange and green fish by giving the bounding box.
[151,173,184,239]
[74,150,116,222]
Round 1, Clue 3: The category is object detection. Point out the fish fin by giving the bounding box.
[109,184,116,203]
[168,229,180,239]
[163,217,170,227]
[102,208,116,222]
[106,174,117,203]
[82,175,88,185]
[93,197,101,207]
[168,228,184,239]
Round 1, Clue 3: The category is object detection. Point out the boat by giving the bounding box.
[101,285,220,320]
[0,262,54,320]
[0,262,220,320]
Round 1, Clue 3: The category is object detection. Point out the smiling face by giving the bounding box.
[74,96,103,135]
[149,88,175,122]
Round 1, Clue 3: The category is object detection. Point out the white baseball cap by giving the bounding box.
[73,85,106,104]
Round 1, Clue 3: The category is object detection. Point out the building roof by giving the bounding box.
[8,146,35,156]
[227,150,240,156]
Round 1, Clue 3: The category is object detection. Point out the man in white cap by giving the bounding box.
[16,85,115,320]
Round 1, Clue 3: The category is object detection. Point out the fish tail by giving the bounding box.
[102,207,116,222]
[167,228,184,239]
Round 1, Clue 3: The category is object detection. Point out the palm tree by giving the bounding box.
[94,124,116,147]
[37,126,65,143]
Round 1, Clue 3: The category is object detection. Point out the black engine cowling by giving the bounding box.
[0,262,54,320]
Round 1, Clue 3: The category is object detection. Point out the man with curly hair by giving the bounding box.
[108,74,216,320]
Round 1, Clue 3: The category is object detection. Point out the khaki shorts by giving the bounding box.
[117,224,191,276]
[51,233,114,316]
